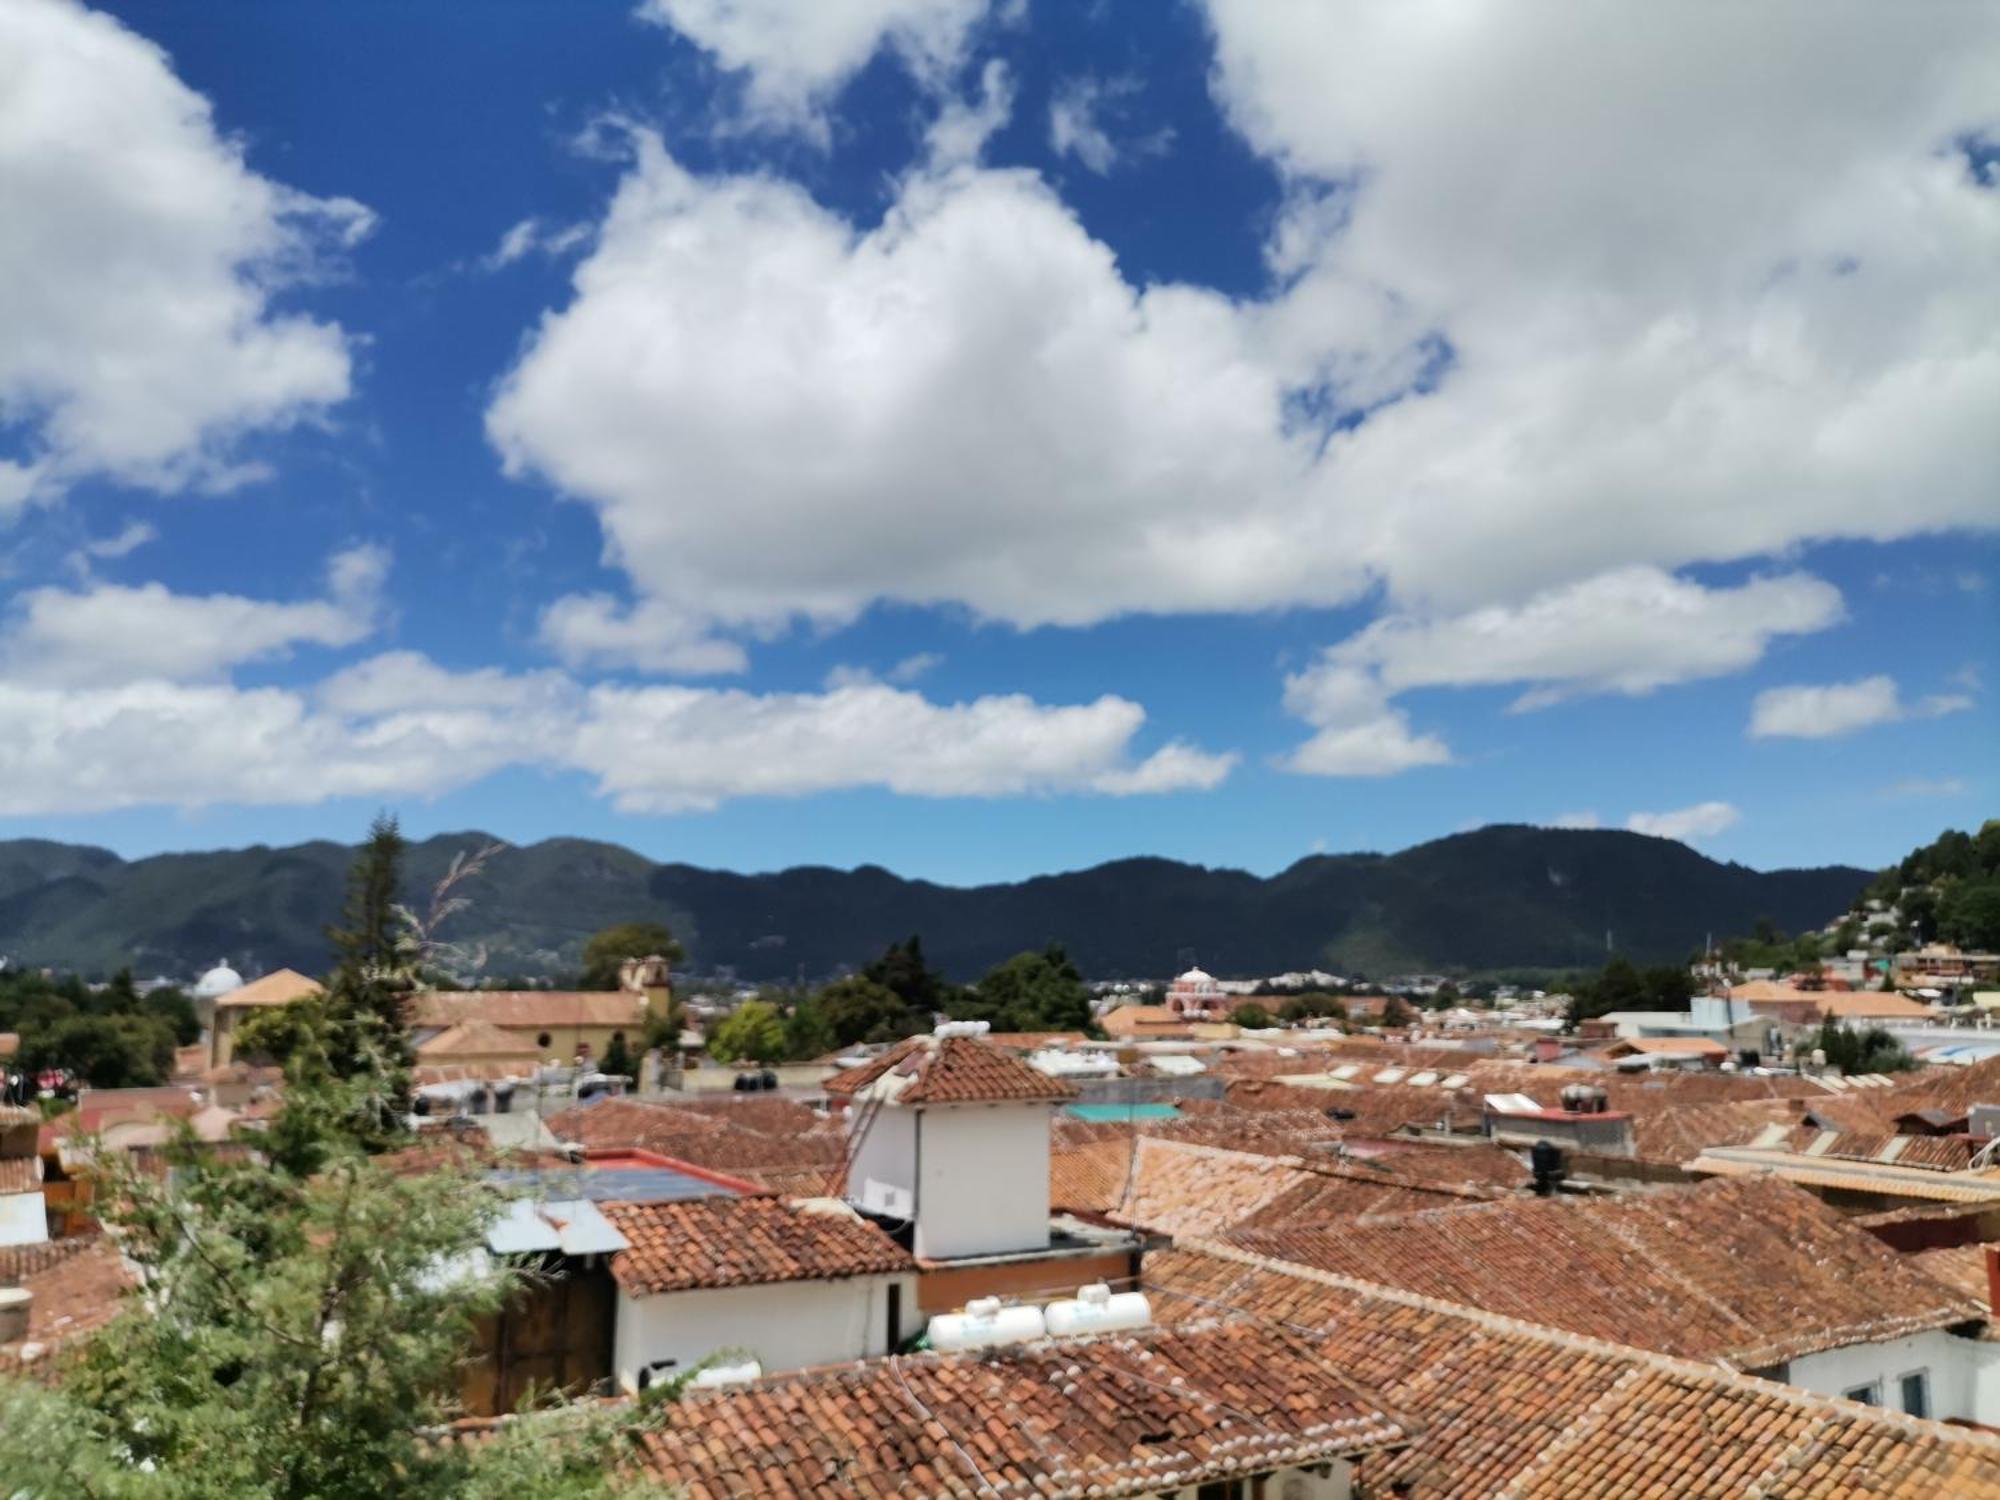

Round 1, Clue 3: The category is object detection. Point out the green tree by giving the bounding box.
[0,1075,665,1498]
[1278,993,1346,1026]
[863,935,954,1014]
[17,1012,175,1088]
[1940,880,2000,951]
[708,1000,787,1064]
[1229,1002,1275,1029]
[601,1030,636,1083]
[953,944,1093,1033]
[782,995,838,1060]
[817,975,923,1047]
[580,922,685,989]
[1806,1017,1918,1075]
[1381,995,1419,1028]
[145,982,203,1047]
[328,813,409,978]
[1901,886,1941,944]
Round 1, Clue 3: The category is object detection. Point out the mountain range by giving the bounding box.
[0,825,1870,985]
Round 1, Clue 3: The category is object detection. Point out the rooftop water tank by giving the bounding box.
[689,1358,762,1390]
[927,1297,1046,1351]
[1043,1283,1150,1338]
[932,1019,992,1039]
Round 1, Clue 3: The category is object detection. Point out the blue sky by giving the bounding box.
[0,0,1992,883]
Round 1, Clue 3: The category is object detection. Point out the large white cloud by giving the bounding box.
[491,5,1999,713]
[488,134,1334,655]
[3,545,388,684]
[636,0,990,133]
[1282,568,1844,773]
[0,647,1231,816]
[0,0,369,508]
[1748,675,1973,740]
[1201,0,2000,610]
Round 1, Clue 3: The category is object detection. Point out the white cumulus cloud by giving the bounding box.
[1282,568,1844,772]
[1749,675,1974,740]
[0,637,1230,815]
[3,544,388,684]
[1626,802,1742,843]
[636,0,990,134]
[490,5,1999,724]
[0,0,369,508]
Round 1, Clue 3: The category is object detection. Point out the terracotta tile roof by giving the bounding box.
[602,1195,913,1295]
[1147,1244,2000,1499]
[1096,1004,1194,1038]
[1049,1137,1138,1217]
[0,1235,135,1378]
[977,1031,1090,1052]
[1220,1175,1984,1367]
[1238,1166,1500,1228]
[0,1156,41,1193]
[1817,989,1937,1020]
[544,1097,845,1181]
[408,990,647,1030]
[0,1236,98,1282]
[823,1033,1078,1105]
[1105,1138,1319,1238]
[1910,1242,1996,1306]
[1692,1150,2000,1204]
[1883,1055,2000,1115]
[414,1018,543,1060]
[631,1320,1408,1498]
[1605,1036,1730,1057]
[212,968,323,1009]
[1051,1135,1504,1236]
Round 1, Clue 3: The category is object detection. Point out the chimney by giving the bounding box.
[1986,1246,2000,1321]
[1533,1038,1562,1064]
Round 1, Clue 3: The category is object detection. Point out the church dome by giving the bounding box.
[194,958,244,1000]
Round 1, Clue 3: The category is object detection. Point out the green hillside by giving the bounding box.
[0,824,1872,983]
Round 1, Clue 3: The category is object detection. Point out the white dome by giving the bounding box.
[194,958,244,1000]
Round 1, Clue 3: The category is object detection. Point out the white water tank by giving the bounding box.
[690,1359,762,1390]
[1043,1283,1151,1338]
[932,1019,992,1039]
[927,1297,1046,1351]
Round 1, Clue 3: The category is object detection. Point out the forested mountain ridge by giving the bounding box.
[0,824,1870,983]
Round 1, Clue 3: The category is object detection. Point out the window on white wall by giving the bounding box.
[1844,1381,1881,1406]
[1900,1370,1931,1419]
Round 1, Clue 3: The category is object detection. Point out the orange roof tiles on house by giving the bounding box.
[408,991,647,1030]
[976,1031,1090,1052]
[601,1195,913,1296]
[0,1156,41,1194]
[631,1319,1409,1499]
[1603,1035,1730,1058]
[1818,989,1937,1020]
[1096,1004,1193,1040]
[414,1018,543,1061]
[823,1032,1078,1105]
[1103,1137,1319,1238]
[1219,1174,1984,1368]
[542,1096,846,1181]
[1049,1137,1138,1217]
[0,1235,135,1378]
[1910,1242,1997,1307]
[1147,1243,2000,1499]
[212,967,323,1009]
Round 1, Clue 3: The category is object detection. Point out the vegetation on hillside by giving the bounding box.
[0,826,1872,982]
[1562,956,1697,1029]
[1853,822,2000,952]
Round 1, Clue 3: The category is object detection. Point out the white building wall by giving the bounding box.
[1785,1329,2000,1423]
[849,1104,917,1220]
[915,1102,1050,1261]
[614,1273,915,1392]
[0,1191,48,1248]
